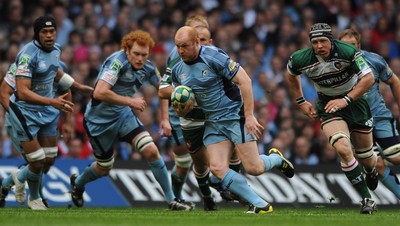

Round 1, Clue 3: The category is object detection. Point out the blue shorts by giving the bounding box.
[5,112,24,154]
[84,109,145,158]
[373,118,400,153]
[203,119,255,146]
[8,102,60,142]
[168,108,185,146]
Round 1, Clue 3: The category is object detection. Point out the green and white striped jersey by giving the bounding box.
[287,40,372,96]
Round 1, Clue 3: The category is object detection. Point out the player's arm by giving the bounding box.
[16,77,74,112]
[61,89,73,142]
[71,82,93,97]
[231,66,263,139]
[158,67,174,99]
[93,80,147,111]
[158,86,173,99]
[346,71,374,101]
[0,81,14,111]
[385,73,400,109]
[285,71,317,119]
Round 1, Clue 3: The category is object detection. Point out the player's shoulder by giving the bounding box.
[143,59,158,73]
[202,45,227,56]
[361,50,385,64]
[289,47,314,66]
[334,40,359,59]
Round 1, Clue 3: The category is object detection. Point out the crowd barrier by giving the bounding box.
[0,159,398,208]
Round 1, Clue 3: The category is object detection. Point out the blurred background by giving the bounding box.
[1,0,399,168]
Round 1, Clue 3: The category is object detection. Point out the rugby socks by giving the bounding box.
[149,158,175,203]
[193,167,212,197]
[171,166,188,200]
[39,174,47,201]
[380,167,400,199]
[221,169,268,208]
[26,169,41,200]
[75,163,100,189]
[17,165,29,183]
[260,154,282,171]
[1,174,14,190]
[1,165,30,196]
[341,158,371,198]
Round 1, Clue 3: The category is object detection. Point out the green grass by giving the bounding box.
[0,207,399,226]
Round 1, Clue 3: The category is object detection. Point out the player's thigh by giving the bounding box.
[206,140,232,170]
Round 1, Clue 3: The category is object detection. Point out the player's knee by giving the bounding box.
[174,153,192,168]
[43,147,58,158]
[95,157,114,176]
[382,144,400,160]
[134,132,154,153]
[244,164,264,176]
[355,145,374,160]
[329,132,350,148]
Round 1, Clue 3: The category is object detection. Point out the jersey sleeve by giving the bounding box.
[353,52,372,78]
[15,52,36,79]
[99,56,124,86]
[148,62,161,87]
[205,47,240,80]
[4,63,17,90]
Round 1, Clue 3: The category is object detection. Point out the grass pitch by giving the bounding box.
[0,207,399,226]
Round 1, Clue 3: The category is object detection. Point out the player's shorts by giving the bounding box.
[5,112,24,154]
[373,118,399,139]
[84,108,145,157]
[203,119,255,146]
[8,102,60,142]
[317,94,373,131]
[182,125,205,153]
[169,108,185,146]
[373,118,400,157]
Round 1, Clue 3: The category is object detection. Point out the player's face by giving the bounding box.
[311,37,331,59]
[126,42,149,70]
[176,36,199,62]
[39,27,56,51]
[198,31,212,46]
[340,36,360,49]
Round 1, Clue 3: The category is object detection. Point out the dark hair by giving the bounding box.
[33,15,57,41]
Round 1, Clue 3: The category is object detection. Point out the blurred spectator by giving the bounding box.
[293,136,319,165]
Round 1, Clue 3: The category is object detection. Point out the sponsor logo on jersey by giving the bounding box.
[201,69,208,77]
[111,60,122,71]
[228,59,238,72]
[103,70,118,84]
[19,55,30,65]
[39,61,46,69]
[334,62,343,70]
[355,56,367,70]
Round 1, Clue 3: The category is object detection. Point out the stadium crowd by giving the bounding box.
[0,0,399,166]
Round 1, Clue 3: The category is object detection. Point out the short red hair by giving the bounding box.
[121,30,155,51]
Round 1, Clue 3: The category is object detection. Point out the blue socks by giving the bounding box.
[380,167,400,199]
[260,154,282,171]
[149,158,175,203]
[75,163,100,189]
[221,169,267,207]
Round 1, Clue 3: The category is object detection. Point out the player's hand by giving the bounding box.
[130,97,147,112]
[53,93,74,113]
[299,102,318,120]
[172,100,194,117]
[245,115,264,140]
[160,119,172,137]
[324,98,347,114]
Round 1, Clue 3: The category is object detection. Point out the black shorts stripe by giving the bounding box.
[9,102,33,140]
